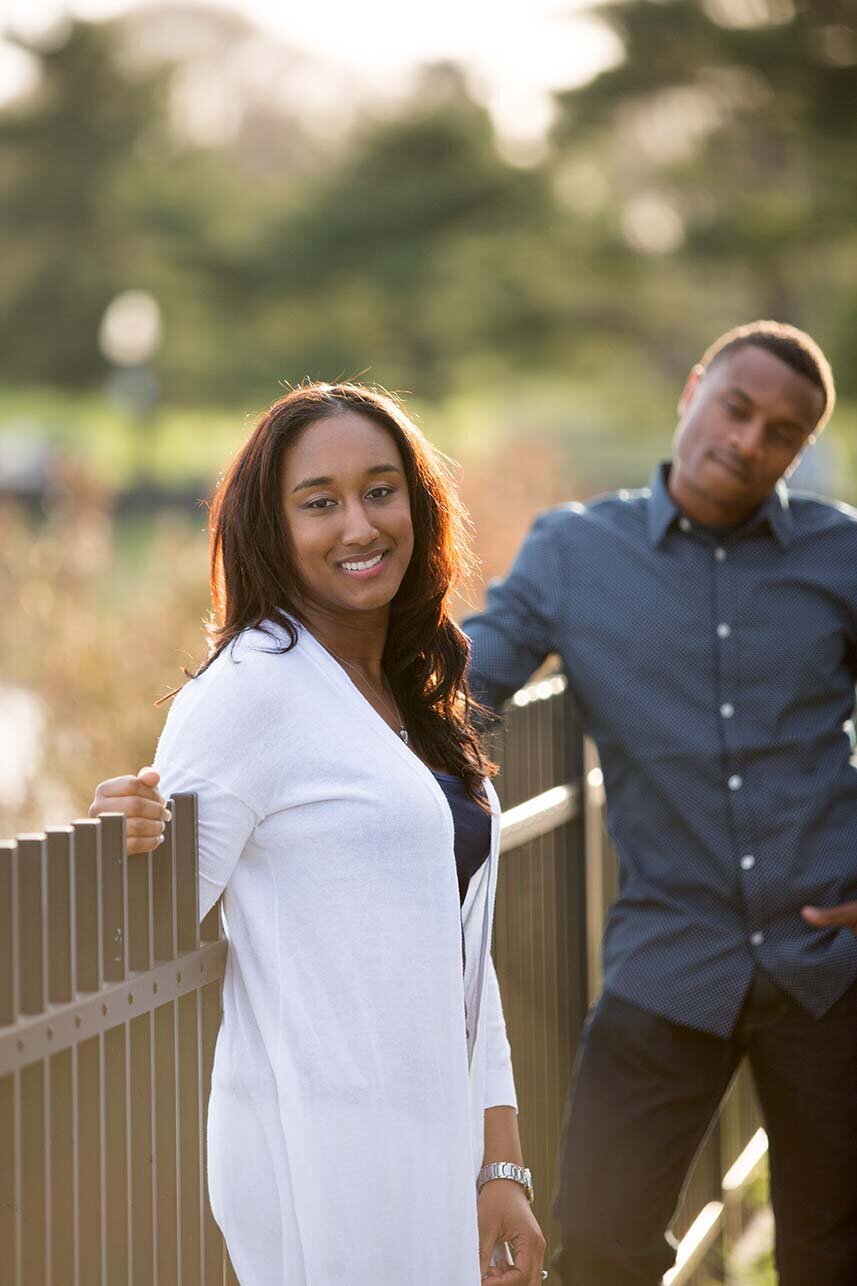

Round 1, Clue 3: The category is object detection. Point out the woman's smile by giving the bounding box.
[336,549,391,578]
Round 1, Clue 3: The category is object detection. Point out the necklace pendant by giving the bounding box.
[399,728,409,745]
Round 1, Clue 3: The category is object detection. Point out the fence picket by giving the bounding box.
[0,681,762,1283]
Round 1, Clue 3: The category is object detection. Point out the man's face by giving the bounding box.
[671,344,825,522]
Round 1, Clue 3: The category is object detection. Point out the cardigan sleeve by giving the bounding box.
[151,636,285,919]
[482,953,517,1112]
[153,758,259,921]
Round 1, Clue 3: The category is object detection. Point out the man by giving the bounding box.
[465,321,857,1285]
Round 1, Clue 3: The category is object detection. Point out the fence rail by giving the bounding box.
[0,799,237,1285]
[1,678,762,1284]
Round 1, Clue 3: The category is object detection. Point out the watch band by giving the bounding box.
[477,1161,534,1204]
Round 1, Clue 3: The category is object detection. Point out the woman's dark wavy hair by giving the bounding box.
[188,381,494,800]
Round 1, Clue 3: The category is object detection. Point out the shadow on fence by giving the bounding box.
[1,677,763,1284]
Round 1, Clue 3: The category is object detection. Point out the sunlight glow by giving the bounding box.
[1,0,623,140]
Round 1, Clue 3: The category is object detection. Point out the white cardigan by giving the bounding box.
[153,620,516,1285]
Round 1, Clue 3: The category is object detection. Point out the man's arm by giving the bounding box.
[464,509,564,714]
[802,574,857,932]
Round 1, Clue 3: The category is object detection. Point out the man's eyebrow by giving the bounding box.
[291,463,401,493]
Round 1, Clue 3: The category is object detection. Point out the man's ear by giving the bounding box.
[677,364,705,418]
[784,432,817,479]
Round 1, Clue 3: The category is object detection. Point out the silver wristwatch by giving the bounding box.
[477,1161,534,1204]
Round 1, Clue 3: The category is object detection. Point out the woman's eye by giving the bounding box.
[305,497,336,510]
[366,486,393,501]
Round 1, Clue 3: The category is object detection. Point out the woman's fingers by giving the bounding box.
[90,795,168,822]
[94,773,162,802]
[495,1228,546,1286]
[126,834,166,855]
[484,1257,544,1286]
[90,776,170,822]
[125,815,166,838]
[88,772,171,855]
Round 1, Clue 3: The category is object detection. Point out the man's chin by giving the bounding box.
[702,457,754,500]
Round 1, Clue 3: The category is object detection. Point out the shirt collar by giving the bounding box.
[646,463,679,547]
[646,462,794,549]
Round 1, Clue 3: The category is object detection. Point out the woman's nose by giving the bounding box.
[341,502,379,545]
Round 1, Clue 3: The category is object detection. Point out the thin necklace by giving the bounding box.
[320,642,409,746]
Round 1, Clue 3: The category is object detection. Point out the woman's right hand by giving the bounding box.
[89,767,171,854]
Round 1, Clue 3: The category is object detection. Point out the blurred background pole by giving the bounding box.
[98,289,162,475]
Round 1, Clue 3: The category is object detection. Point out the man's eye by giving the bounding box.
[723,400,747,418]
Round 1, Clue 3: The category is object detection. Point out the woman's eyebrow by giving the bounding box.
[292,474,333,492]
[291,463,401,493]
[365,463,402,477]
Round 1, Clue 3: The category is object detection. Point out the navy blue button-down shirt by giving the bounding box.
[466,464,857,1037]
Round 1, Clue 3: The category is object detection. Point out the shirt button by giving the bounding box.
[717,623,731,639]
[740,854,755,870]
[678,516,691,532]
[750,931,764,947]
[728,774,743,791]
[714,546,727,561]
[720,702,734,719]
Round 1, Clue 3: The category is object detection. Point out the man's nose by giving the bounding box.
[729,419,765,460]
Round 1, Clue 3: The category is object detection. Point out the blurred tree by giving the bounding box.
[221,66,561,396]
[0,21,171,387]
[1,3,855,421]
[551,0,857,389]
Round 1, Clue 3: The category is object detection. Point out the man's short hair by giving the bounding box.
[699,320,835,431]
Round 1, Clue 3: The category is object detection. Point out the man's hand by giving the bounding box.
[478,1180,546,1284]
[801,903,857,935]
[89,767,170,855]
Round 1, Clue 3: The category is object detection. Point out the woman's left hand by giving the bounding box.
[477,1179,546,1284]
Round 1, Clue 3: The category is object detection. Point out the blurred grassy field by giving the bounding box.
[3,377,855,501]
[3,370,856,844]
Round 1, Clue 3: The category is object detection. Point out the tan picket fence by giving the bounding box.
[1,677,762,1284]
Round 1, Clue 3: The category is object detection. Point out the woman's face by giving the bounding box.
[280,410,415,618]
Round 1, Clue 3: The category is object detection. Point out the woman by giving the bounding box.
[90,383,545,1284]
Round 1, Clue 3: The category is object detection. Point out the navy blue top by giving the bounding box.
[466,462,857,1038]
[432,771,490,905]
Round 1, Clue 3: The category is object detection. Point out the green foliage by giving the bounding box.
[551,0,857,391]
[1,3,855,465]
[0,22,171,386]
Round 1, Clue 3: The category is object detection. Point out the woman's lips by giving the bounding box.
[336,549,390,579]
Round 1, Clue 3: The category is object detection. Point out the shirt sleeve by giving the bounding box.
[153,759,259,922]
[482,953,517,1112]
[464,508,564,713]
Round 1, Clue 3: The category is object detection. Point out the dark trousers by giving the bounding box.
[552,976,857,1285]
